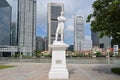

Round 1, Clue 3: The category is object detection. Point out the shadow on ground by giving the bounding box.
[92,65,120,75]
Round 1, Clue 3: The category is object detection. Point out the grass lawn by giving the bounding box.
[111,68,120,75]
[0,65,15,70]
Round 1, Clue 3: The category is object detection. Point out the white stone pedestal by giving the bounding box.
[49,41,69,79]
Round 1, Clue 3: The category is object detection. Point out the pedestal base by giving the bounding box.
[49,68,69,79]
[49,41,69,79]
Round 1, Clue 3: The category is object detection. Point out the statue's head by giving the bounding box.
[61,12,64,16]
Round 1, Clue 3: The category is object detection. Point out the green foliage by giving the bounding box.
[87,0,120,45]
[111,68,120,75]
[79,53,85,57]
[70,52,85,57]
[109,52,113,57]
[95,51,101,56]
[43,53,51,58]
[95,51,106,57]
[14,53,20,57]
[0,65,15,70]
[118,52,120,56]
[72,53,80,57]
[34,50,42,57]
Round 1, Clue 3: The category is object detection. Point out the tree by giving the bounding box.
[34,50,42,57]
[87,0,120,45]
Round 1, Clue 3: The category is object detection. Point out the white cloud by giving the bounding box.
[37,0,47,27]
[66,25,74,32]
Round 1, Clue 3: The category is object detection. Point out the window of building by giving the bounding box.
[100,43,104,48]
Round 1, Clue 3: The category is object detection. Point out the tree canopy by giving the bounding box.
[87,0,120,45]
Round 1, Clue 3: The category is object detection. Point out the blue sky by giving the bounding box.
[7,0,95,44]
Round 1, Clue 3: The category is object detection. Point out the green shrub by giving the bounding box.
[71,52,86,57]
[109,52,113,57]
[95,51,101,57]
[79,53,85,57]
[34,50,42,57]
[43,54,51,58]
[15,53,20,57]
[111,68,120,75]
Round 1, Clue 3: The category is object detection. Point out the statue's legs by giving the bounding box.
[55,23,64,42]
[61,24,64,42]
[55,24,61,41]
[55,33,58,41]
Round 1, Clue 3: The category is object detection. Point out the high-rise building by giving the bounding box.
[91,31,111,50]
[99,36,111,50]
[47,3,64,51]
[68,45,73,51]
[80,40,92,51]
[10,22,17,46]
[0,0,12,46]
[74,16,84,51]
[91,32,99,47]
[43,37,48,51]
[36,36,45,51]
[17,0,37,56]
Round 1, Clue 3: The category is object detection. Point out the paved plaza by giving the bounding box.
[0,63,120,80]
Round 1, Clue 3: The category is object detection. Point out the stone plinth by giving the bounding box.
[49,41,69,79]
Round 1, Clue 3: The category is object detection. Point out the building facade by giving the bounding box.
[0,0,12,57]
[10,22,17,46]
[91,31,111,50]
[91,32,99,47]
[47,3,64,51]
[36,36,45,51]
[0,0,12,46]
[74,16,84,51]
[99,36,111,50]
[80,40,92,51]
[17,0,37,56]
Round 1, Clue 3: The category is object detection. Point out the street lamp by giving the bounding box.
[18,46,22,62]
[107,49,110,64]
[107,36,112,64]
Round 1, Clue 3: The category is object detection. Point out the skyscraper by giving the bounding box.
[17,0,37,56]
[74,16,84,51]
[0,0,12,46]
[47,3,64,51]
[10,22,17,46]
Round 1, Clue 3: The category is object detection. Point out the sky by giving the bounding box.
[7,0,95,45]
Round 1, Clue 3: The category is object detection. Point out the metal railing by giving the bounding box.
[0,46,18,52]
[0,57,120,64]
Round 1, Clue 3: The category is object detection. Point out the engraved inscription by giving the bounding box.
[56,60,62,64]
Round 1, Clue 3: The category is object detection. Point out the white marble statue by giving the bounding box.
[49,12,69,79]
[55,12,66,42]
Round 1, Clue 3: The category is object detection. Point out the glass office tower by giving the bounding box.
[0,0,12,46]
[17,0,37,56]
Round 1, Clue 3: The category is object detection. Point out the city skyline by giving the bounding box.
[7,0,95,44]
